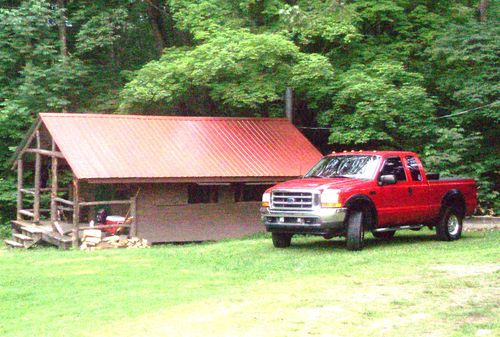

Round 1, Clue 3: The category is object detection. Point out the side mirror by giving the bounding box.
[379,175,397,186]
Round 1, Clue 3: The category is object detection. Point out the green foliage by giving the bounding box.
[120,30,333,115]
[0,0,498,218]
[319,61,436,151]
[421,127,498,214]
[424,10,499,213]
[76,8,129,55]
[278,2,360,48]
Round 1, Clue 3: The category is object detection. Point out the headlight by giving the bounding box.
[262,192,271,207]
[321,189,341,208]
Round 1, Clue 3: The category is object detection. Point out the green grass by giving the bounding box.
[0,230,499,337]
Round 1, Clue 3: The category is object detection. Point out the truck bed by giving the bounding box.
[427,177,477,216]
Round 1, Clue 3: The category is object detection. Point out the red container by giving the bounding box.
[103,215,125,234]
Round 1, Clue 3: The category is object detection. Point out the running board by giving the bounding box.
[373,225,424,232]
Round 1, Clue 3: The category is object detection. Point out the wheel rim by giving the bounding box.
[447,214,460,236]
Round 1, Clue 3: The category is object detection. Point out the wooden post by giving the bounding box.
[130,196,137,237]
[72,178,80,249]
[16,158,23,220]
[33,131,41,224]
[50,142,58,223]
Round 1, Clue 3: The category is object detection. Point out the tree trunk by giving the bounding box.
[479,0,488,22]
[57,0,69,58]
[249,0,266,26]
[145,0,169,55]
[57,0,69,112]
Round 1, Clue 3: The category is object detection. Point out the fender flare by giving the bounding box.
[344,194,378,229]
[440,189,466,217]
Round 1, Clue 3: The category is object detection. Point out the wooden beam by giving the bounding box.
[20,188,35,195]
[78,224,131,230]
[12,119,42,170]
[16,159,23,220]
[130,196,137,237]
[56,205,73,211]
[25,149,65,159]
[21,187,69,194]
[19,208,51,213]
[51,154,58,222]
[19,210,34,218]
[33,131,41,224]
[72,178,80,249]
[54,197,74,206]
[78,200,132,207]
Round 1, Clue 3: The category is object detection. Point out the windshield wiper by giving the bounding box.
[330,175,353,179]
[305,175,324,178]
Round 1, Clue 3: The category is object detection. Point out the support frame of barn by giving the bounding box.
[11,120,138,249]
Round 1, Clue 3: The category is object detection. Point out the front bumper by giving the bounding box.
[260,207,347,235]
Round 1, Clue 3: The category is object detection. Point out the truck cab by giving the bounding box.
[261,151,477,250]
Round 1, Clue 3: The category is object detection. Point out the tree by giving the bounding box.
[318,61,436,151]
[120,29,334,117]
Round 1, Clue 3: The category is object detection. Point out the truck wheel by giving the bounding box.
[436,207,463,241]
[346,211,364,251]
[272,233,292,248]
[372,231,395,240]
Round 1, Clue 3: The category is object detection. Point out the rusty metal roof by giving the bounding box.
[39,113,322,182]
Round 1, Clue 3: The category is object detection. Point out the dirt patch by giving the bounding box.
[370,313,430,332]
[432,264,500,277]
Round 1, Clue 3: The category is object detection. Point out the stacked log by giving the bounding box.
[80,230,149,250]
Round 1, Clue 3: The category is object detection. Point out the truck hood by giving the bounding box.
[270,178,370,193]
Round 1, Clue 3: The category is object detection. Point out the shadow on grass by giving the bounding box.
[288,232,479,252]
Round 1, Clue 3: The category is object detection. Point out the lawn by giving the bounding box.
[0,229,499,337]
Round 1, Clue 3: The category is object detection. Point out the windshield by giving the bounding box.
[304,155,381,180]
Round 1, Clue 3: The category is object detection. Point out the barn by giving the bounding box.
[8,113,322,248]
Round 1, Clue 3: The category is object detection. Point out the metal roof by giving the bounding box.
[39,113,322,182]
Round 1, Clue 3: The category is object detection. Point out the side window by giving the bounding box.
[188,184,218,204]
[405,156,422,181]
[380,157,407,182]
[235,184,272,202]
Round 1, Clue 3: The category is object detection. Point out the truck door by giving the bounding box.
[374,156,415,225]
[404,155,431,223]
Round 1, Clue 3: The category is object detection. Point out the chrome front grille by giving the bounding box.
[271,190,317,210]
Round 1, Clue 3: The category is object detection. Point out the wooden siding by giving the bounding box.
[136,183,263,243]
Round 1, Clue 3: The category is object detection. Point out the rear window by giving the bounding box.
[405,156,422,181]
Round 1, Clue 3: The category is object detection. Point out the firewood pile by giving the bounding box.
[80,229,149,251]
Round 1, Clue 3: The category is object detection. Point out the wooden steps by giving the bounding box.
[12,233,36,248]
[13,233,34,241]
[4,239,24,248]
[42,232,73,250]
[7,219,74,250]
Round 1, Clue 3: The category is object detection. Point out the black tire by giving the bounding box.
[436,206,463,241]
[346,211,364,251]
[372,230,395,240]
[272,233,292,248]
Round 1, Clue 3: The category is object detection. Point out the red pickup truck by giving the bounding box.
[260,151,477,250]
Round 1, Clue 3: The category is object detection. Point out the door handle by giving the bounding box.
[408,187,413,196]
